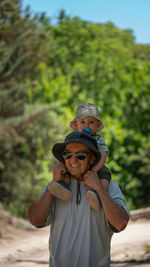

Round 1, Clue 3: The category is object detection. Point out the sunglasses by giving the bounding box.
[62,150,89,160]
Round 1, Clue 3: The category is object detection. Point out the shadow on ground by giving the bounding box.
[16,259,48,264]
[111,258,150,266]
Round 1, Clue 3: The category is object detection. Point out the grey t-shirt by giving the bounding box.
[45,180,129,267]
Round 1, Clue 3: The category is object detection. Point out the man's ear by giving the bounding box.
[90,154,96,166]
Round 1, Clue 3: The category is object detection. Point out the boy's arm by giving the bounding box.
[92,151,107,172]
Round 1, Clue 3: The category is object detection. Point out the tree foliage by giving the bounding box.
[0,4,150,216]
[29,11,150,210]
[0,1,66,216]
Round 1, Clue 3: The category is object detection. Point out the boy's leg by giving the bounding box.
[48,172,72,202]
[86,166,111,211]
[86,190,101,211]
[97,165,111,182]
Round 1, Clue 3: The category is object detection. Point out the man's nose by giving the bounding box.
[70,154,78,162]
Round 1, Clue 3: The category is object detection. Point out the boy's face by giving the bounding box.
[74,116,101,134]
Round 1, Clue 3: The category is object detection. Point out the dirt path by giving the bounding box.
[111,219,150,266]
[0,213,150,267]
[0,227,50,267]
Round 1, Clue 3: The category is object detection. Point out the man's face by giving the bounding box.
[64,142,95,178]
[74,116,101,134]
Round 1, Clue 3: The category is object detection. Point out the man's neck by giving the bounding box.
[71,174,84,182]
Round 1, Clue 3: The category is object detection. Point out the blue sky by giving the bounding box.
[22,0,150,44]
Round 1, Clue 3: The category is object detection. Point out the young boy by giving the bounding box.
[48,103,111,211]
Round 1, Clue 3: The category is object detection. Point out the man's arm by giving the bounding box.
[28,162,67,226]
[83,171,129,232]
[27,189,54,227]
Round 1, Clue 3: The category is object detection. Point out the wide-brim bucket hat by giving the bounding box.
[70,103,103,131]
[52,131,101,166]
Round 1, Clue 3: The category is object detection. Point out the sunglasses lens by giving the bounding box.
[62,151,72,160]
[76,155,86,160]
[64,155,72,159]
[75,151,87,160]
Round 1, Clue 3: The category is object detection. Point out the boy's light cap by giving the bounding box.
[70,103,103,131]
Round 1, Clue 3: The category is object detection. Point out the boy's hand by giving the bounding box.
[53,162,67,182]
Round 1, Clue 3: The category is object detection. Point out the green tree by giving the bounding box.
[1,4,150,215]
[28,12,150,209]
[0,1,66,216]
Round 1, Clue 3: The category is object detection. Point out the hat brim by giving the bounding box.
[52,140,101,166]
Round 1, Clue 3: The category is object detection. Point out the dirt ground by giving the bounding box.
[0,206,150,267]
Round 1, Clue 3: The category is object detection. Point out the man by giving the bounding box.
[28,131,129,267]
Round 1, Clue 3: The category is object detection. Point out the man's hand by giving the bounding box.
[84,170,129,232]
[83,171,102,192]
[53,162,67,182]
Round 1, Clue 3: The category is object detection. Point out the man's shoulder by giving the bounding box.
[108,181,130,217]
[108,181,122,196]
